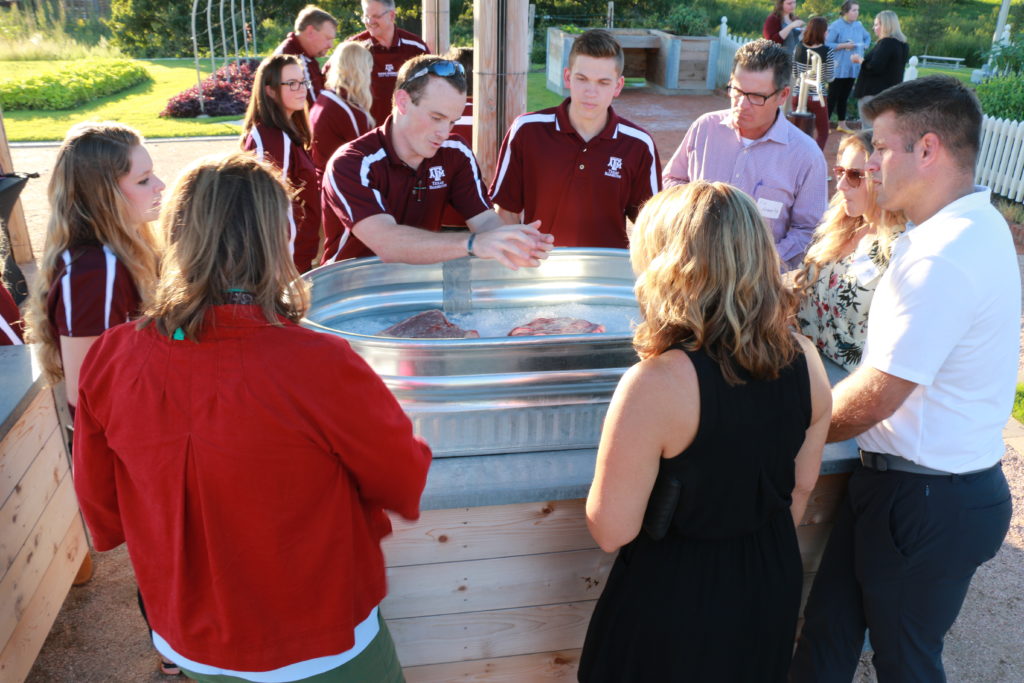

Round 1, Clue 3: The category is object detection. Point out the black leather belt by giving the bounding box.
[858,449,992,477]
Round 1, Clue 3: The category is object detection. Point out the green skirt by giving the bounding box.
[179,612,404,683]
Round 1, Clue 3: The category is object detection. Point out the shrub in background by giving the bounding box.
[975,76,1024,121]
[0,58,150,110]
[0,1,119,60]
[161,58,259,118]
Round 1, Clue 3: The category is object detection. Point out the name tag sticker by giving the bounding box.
[756,197,783,220]
[848,253,881,285]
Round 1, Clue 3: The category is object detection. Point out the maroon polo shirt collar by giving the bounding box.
[554,98,622,142]
[375,116,421,170]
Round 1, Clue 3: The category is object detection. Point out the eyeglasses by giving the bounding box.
[407,60,466,84]
[833,166,866,187]
[726,84,781,106]
[361,9,392,22]
[281,79,311,92]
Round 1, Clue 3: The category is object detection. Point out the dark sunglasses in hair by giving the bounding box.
[833,166,867,187]
[408,60,466,83]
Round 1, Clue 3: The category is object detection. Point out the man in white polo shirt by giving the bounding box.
[791,76,1020,682]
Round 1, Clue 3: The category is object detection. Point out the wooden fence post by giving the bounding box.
[0,108,33,264]
[473,0,528,185]
[422,0,451,55]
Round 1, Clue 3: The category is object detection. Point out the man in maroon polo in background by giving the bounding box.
[489,29,661,249]
[274,5,337,106]
[320,55,553,269]
[349,0,429,127]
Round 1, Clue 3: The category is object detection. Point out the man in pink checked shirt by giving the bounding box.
[663,39,827,269]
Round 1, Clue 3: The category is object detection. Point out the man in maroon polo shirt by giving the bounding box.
[348,0,429,126]
[274,5,337,106]
[490,29,661,249]
[321,55,553,269]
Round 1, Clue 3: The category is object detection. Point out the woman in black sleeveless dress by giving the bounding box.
[578,182,832,682]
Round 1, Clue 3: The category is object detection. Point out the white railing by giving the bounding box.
[977,115,1024,202]
[717,17,756,88]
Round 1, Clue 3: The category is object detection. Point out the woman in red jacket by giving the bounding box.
[242,54,321,272]
[72,152,431,682]
[310,41,376,171]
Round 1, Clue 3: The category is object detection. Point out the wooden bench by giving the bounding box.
[917,55,965,69]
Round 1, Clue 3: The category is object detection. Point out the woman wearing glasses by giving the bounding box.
[794,131,906,370]
[310,41,376,171]
[242,54,321,272]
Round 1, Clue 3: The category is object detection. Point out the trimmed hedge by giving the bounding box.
[0,59,151,110]
[976,76,1024,121]
[160,59,259,119]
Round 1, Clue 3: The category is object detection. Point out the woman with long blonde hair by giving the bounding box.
[72,152,430,683]
[579,181,831,682]
[25,121,163,409]
[241,53,320,273]
[310,41,376,170]
[795,131,906,370]
[852,10,909,126]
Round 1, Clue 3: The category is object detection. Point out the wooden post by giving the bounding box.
[473,0,529,185]
[607,1,614,29]
[0,108,32,264]
[422,0,451,55]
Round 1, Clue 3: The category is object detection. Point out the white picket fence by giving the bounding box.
[716,17,755,88]
[977,116,1024,202]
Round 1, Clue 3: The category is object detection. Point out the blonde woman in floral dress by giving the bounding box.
[795,131,905,370]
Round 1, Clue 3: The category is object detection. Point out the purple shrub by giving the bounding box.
[161,58,260,118]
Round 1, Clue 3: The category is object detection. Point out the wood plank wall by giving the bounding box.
[0,389,88,682]
[383,470,849,681]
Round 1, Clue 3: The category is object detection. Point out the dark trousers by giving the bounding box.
[791,94,830,150]
[790,463,1012,683]
[828,78,856,122]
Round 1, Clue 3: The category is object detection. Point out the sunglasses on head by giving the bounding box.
[408,60,466,83]
[833,166,867,187]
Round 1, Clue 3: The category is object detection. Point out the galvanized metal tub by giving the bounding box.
[301,248,640,457]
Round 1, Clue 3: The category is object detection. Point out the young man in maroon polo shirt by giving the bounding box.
[274,5,337,106]
[321,55,553,269]
[349,0,429,127]
[490,29,661,249]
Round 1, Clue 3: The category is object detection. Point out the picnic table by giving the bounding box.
[918,54,965,69]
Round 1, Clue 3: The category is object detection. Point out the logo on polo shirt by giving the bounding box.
[428,166,447,190]
[605,156,623,179]
[379,63,397,78]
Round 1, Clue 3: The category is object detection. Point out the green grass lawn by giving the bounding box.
[3,59,243,141]
[3,59,569,142]
[0,56,984,142]
[917,66,977,86]
[1015,384,1024,425]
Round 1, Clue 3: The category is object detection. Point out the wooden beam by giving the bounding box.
[472,0,528,184]
[0,108,33,264]
[421,0,450,55]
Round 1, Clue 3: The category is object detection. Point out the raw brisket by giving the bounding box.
[507,317,606,336]
[379,310,480,339]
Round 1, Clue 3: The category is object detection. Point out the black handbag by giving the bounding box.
[641,472,682,541]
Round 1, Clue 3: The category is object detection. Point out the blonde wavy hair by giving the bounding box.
[25,122,161,384]
[875,11,907,43]
[795,132,906,292]
[325,41,375,125]
[631,182,799,385]
[141,152,309,341]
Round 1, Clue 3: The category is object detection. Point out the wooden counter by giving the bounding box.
[0,346,89,683]
[383,357,857,681]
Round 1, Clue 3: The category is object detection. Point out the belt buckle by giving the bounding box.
[861,449,888,472]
